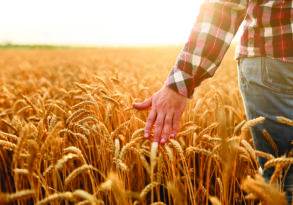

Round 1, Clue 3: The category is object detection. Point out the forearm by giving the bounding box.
[166,0,247,98]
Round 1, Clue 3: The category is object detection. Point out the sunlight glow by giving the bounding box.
[0,0,202,45]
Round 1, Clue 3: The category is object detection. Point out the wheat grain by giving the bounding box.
[264,157,293,170]
[113,158,129,172]
[55,153,81,169]
[130,128,144,140]
[241,175,287,205]
[66,109,92,125]
[0,190,35,203]
[262,129,278,155]
[276,116,293,126]
[0,131,18,142]
[72,189,99,203]
[186,146,212,157]
[139,182,160,199]
[164,144,174,162]
[241,117,265,134]
[169,139,184,157]
[150,202,166,205]
[177,126,199,137]
[102,96,120,107]
[114,138,120,159]
[37,192,74,205]
[119,137,143,160]
[2,47,289,205]
[72,100,97,110]
[64,164,95,186]
[255,150,275,160]
[0,139,16,150]
[209,196,222,205]
[240,139,257,162]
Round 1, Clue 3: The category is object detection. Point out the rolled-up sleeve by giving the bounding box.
[166,0,248,98]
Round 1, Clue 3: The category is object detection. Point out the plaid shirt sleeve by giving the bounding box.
[166,0,248,98]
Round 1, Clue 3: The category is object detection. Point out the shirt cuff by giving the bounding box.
[165,67,196,99]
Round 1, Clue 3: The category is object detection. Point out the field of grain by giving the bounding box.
[0,47,292,205]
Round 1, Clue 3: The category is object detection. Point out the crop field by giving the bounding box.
[0,47,292,205]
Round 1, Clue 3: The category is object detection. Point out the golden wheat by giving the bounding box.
[0,47,291,205]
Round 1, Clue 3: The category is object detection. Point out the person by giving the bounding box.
[133,0,293,203]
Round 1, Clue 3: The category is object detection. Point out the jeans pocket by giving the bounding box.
[261,57,293,95]
[238,57,262,89]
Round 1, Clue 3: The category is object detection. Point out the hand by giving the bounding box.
[133,86,187,144]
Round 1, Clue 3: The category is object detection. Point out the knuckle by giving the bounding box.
[165,118,172,124]
[155,120,163,126]
[147,118,154,123]
[164,126,171,133]
[164,124,171,130]
[173,125,179,130]
[172,126,179,132]
[173,116,180,123]
[173,112,180,118]
[147,114,155,122]
[146,119,152,125]
[154,126,162,133]
[173,120,179,125]
[145,123,152,129]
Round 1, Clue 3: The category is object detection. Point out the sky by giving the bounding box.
[0,0,203,46]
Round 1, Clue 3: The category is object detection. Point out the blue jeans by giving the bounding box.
[238,57,293,204]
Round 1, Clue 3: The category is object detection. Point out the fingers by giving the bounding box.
[144,109,157,138]
[171,112,181,139]
[153,113,166,142]
[160,113,173,144]
[145,110,182,144]
[133,97,152,110]
[135,86,186,144]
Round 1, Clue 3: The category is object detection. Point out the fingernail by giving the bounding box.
[160,138,166,144]
[170,133,175,138]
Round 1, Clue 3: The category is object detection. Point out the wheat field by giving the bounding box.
[0,47,292,205]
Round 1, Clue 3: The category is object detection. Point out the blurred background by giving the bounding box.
[0,0,204,46]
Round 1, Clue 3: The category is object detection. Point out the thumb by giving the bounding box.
[133,97,152,110]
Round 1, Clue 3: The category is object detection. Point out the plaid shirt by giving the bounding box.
[166,0,293,98]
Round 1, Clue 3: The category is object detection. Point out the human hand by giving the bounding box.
[133,86,187,144]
